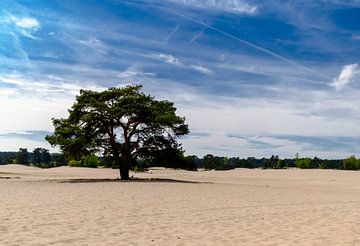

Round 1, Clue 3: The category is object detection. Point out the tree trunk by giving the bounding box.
[119,155,131,180]
[113,154,130,180]
[119,165,130,180]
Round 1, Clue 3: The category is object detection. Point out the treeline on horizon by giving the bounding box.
[1,148,360,171]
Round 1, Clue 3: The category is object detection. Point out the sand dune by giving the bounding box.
[1,165,360,245]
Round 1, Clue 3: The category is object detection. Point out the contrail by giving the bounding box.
[156,6,332,81]
[190,29,204,43]
[165,24,180,44]
[119,0,331,81]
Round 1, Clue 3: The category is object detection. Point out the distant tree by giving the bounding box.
[0,152,17,164]
[203,154,216,170]
[50,153,67,166]
[283,158,295,168]
[214,156,233,170]
[274,159,284,169]
[342,156,359,170]
[16,148,29,165]
[46,85,189,180]
[178,155,198,171]
[310,156,322,169]
[246,157,257,168]
[41,149,51,165]
[295,158,311,169]
[32,148,42,165]
[188,155,199,171]
[32,148,51,167]
[143,140,185,169]
[262,155,279,169]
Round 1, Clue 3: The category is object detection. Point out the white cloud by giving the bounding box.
[168,0,257,14]
[0,73,107,97]
[331,64,359,90]
[78,37,107,55]
[10,16,39,29]
[150,53,183,66]
[191,64,213,75]
[6,15,40,40]
[42,52,59,59]
[117,66,156,79]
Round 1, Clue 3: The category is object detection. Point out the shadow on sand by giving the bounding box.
[0,176,20,179]
[56,177,210,184]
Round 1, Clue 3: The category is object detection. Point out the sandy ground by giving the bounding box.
[1,165,360,245]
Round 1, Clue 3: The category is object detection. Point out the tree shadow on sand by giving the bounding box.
[0,176,20,179]
[56,178,211,184]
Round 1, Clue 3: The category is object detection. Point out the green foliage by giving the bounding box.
[46,85,189,179]
[310,157,322,169]
[181,155,198,171]
[202,154,234,170]
[342,156,359,170]
[68,159,79,167]
[32,148,52,168]
[203,154,216,170]
[15,148,29,165]
[246,157,257,168]
[295,158,311,169]
[100,155,117,168]
[69,154,100,168]
[274,159,284,169]
[82,154,100,168]
[262,155,279,169]
[0,152,17,165]
[50,153,67,167]
[318,162,325,169]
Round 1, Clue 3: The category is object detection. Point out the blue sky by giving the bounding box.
[1,0,360,158]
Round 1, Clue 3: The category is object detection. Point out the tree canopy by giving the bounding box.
[46,85,189,179]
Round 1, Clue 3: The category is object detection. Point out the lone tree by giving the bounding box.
[46,85,189,180]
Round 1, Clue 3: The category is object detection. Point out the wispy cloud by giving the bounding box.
[157,6,332,81]
[2,0,360,156]
[11,17,39,29]
[191,64,213,75]
[78,37,107,54]
[149,53,183,66]
[167,0,258,14]
[331,64,359,90]
[7,15,40,39]
[116,66,156,79]
[0,73,107,97]
[42,52,59,59]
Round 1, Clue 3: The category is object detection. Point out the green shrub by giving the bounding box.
[68,155,99,168]
[342,156,359,170]
[81,154,99,168]
[295,158,311,169]
[318,162,326,169]
[69,159,80,167]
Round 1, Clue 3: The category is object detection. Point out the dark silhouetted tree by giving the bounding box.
[16,148,29,165]
[32,148,51,167]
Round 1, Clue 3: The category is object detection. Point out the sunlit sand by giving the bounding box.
[1,164,360,245]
